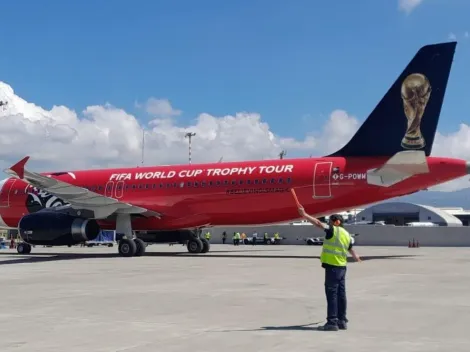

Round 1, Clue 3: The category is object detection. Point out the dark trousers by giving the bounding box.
[324,266,347,325]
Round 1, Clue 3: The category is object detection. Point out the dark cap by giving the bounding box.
[329,214,344,224]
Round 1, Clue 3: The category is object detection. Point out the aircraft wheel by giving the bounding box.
[17,242,31,255]
[187,238,203,253]
[118,239,137,257]
[200,238,210,253]
[134,238,146,257]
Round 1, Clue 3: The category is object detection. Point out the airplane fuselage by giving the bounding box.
[0,156,467,231]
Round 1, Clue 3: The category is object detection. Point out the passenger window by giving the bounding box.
[262,179,267,184]
[194,182,199,187]
[254,179,259,185]
[216,180,221,186]
[201,181,206,187]
[231,180,236,185]
[187,182,192,187]
[270,178,275,184]
[287,177,291,183]
[239,180,244,185]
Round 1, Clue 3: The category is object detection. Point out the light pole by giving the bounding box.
[185,132,196,164]
[141,129,145,167]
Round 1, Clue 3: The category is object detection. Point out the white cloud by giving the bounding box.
[426,126,470,191]
[398,0,425,14]
[136,97,182,118]
[0,81,351,173]
[0,80,468,193]
[449,32,457,41]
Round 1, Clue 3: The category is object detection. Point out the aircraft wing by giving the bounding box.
[3,156,161,219]
[366,151,429,187]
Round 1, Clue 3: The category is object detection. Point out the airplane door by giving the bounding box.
[105,181,125,199]
[0,178,16,207]
[313,162,332,198]
[105,181,114,198]
[115,181,124,199]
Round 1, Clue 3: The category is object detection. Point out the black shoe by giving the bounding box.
[338,321,348,330]
[317,323,339,331]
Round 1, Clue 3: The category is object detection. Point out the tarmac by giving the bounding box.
[0,244,469,352]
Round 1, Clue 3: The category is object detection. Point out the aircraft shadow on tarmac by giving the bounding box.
[0,250,416,266]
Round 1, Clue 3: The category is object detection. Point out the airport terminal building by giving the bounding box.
[352,202,470,227]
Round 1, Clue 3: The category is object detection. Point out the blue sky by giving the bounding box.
[0,0,469,138]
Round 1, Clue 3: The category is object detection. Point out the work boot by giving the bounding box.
[338,320,348,330]
[317,323,339,331]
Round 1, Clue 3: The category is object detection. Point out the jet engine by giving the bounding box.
[18,212,101,246]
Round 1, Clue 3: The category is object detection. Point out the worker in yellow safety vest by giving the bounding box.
[298,207,361,332]
[273,232,280,244]
[205,231,211,241]
[233,232,240,246]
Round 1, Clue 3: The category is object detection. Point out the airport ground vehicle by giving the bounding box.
[305,233,359,246]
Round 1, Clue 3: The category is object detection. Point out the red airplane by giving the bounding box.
[0,41,467,257]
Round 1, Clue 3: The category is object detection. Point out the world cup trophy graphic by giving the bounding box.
[400,73,432,149]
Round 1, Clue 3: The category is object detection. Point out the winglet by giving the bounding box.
[4,156,30,179]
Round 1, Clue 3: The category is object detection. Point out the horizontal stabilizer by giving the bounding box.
[367,151,429,187]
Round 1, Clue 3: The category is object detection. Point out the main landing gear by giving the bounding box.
[17,242,32,254]
[186,229,210,254]
[116,214,147,258]
[115,215,211,257]
[118,237,146,257]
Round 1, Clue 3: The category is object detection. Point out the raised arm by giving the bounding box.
[298,207,326,229]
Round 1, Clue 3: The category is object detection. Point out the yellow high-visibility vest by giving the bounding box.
[320,226,351,267]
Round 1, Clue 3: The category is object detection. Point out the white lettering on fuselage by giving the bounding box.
[107,164,294,181]
[331,173,366,181]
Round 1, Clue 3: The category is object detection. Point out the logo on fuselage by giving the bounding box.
[25,187,69,213]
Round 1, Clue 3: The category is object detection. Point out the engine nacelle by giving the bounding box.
[19,212,101,246]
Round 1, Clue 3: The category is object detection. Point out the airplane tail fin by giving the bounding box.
[328,41,457,158]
